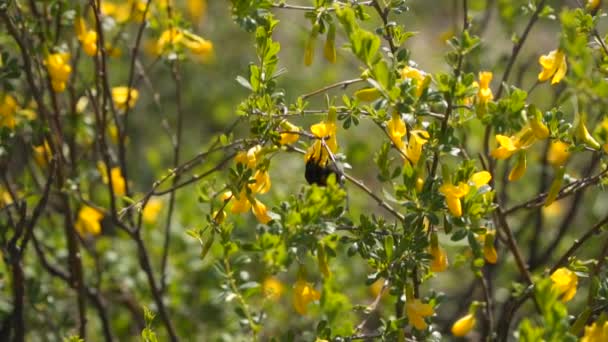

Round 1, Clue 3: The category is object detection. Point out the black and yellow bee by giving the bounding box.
[304,154,344,186]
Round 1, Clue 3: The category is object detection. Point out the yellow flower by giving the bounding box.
[156,28,184,54]
[317,245,331,278]
[529,116,550,139]
[550,267,578,302]
[45,53,72,92]
[369,278,385,298]
[101,1,145,23]
[305,120,338,166]
[75,206,104,237]
[401,66,429,97]
[0,187,14,207]
[187,0,207,22]
[99,163,126,196]
[387,112,406,149]
[0,94,18,128]
[482,231,497,264]
[538,49,567,85]
[451,313,476,337]
[142,199,163,224]
[439,182,470,217]
[251,199,272,224]
[33,141,52,168]
[508,152,527,181]
[230,190,251,214]
[235,145,262,169]
[469,171,491,188]
[581,320,608,342]
[279,121,300,145]
[547,141,570,167]
[293,279,321,315]
[111,86,139,111]
[75,17,97,56]
[403,130,429,165]
[430,244,449,272]
[405,298,434,330]
[587,0,602,12]
[249,170,271,194]
[491,135,518,159]
[182,31,213,57]
[477,71,493,105]
[211,209,226,224]
[262,277,284,301]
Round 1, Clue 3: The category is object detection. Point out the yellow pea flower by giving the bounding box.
[405,298,434,330]
[156,28,184,54]
[235,145,262,169]
[187,0,207,22]
[75,17,98,56]
[293,279,321,315]
[45,53,72,93]
[401,66,429,97]
[529,116,550,139]
[142,199,163,224]
[491,135,518,159]
[0,94,18,129]
[0,187,14,208]
[387,112,406,149]
[75,206,104,237]
[547,141,570,167]
[477,71,493,105]
[279,121,300,145]
[211,209,226,224]
[439,182,470,217]
[482,231,497,264]
[581,320,608,342]
[451,313,476,337]
[550,267,578,302]
[262,276,284,301]
[430,244,449,272]
[99,163,126,196]
[230,190,251,214]
[317,245,331,278]
[469,171,491,188]
[403,130,429,166]
[182,31,213,57]
[111,86,139,111]
[538,49,567,85]
[306,120,338,166]
[251,199,272,224]
[249,170,271,194]
[33,141,52,168]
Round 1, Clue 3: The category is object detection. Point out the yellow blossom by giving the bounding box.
[403,130,429,165]
[182,31,213,57]
[33,141,52,168]
[529,116,550,139]
[211,209,226,224]
[491,134,518,159]
[111,86,139,111]
[262,277,284,301]
[249,170,271,194]
[550,267,578,302]
[405,298,434,330]
[156,28,184,54]
[142,199,163,224]
[99,163,126,196]
[75,206,104,237]
[477,71,493,105]
[187,0,207,22]
[581,320,608,342]
[387,112,406,149]
[251,199,272,224]
[230,190,251,214]
[235,145,262,169]
[369,278,385,298]
[508,152,527,181]
[101,1,145,23]
[305,120,338,166]
[439,182,470,217]
[45,53,72,93]
[401,66,429,97]
[0,94,18,129]
[430,244,448,272]
[293,279,321,315]
[279,121,300,145]
[75,17,97,56]
[469,171,491,188]
[317,245,331,278]
[547,141,570,167]
[538,49,567,85]
[482,231,497,264]
[587,0,602,12]
[451,313,476,337]
[0,187,14,207]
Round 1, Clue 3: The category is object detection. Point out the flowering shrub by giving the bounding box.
[1,0,608,341]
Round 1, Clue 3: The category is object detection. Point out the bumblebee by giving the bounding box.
[305,154,344,186]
